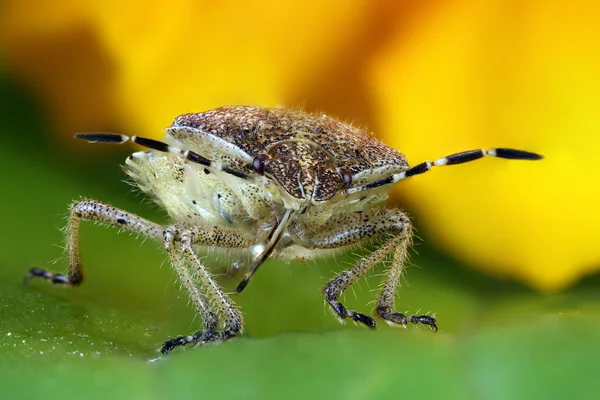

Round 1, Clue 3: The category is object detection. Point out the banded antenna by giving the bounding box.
[346,147,543,195]
[75,133,249,180]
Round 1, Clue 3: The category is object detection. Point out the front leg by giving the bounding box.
[302,209,437,331]
[26,199,258,353]
[161,225,255,353]
[26,199,163,285]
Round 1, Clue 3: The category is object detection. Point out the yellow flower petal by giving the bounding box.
[371,0,600,291]
[1,1,370,136]
[0,1,118,132]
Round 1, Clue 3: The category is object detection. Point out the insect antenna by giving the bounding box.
[75,133,249,179]
[346,147,543,194]
[74,133,129,143]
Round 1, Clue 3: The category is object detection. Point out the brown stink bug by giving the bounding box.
[27,106,543,353]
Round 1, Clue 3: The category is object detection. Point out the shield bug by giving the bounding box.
[26,106,543,353]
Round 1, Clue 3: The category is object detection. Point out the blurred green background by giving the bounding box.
[0,66,599,399]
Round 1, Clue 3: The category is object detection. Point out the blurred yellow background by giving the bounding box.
[1,0,597,292]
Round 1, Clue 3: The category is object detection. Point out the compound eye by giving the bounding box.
[339,168,353,190]
[252,154,270,175]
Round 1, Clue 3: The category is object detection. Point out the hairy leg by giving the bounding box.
[374,233,437,332]
[160,224,255,353]
[26,199,258,353]
[301,209,436,331]
[27,199,163,285]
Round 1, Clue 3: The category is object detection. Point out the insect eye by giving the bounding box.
[252,154,270,175]
[339,168,353,190]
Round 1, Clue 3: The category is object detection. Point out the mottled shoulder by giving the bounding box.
[172,106,291,154]
[172,106,408,174]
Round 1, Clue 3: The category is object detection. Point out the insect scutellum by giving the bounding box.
[27,106,543,354]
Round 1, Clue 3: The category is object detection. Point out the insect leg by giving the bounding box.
[304,209,436,330]
[374,227,438,332]
[163,226,219,332]
[161,225,256,353]
[26,199,163,285]
[26,199,227,352]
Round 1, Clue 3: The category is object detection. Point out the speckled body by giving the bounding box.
[31,105,541,352]
[125,106,409,261]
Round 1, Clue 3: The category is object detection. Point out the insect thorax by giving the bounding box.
[124,106,410,238]
[125,149,278,228]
